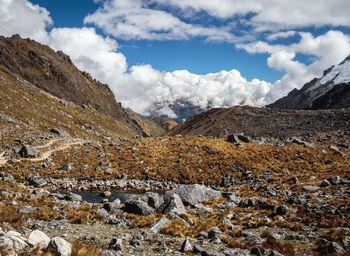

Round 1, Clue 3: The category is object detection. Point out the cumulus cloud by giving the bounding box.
[0,0,52,41]
[238,31,350,102]
[84,0,238,42]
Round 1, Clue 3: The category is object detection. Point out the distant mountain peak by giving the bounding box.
[268,55,350,110]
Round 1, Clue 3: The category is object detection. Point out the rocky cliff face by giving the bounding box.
[268,55,350,109]
[0,34,145,135]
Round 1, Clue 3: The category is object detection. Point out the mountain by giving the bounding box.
[268,55,350,109]
[168,106,350,138]
[0,34,153,135]
[146,99,209,124]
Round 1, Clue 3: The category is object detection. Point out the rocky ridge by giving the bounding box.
[268,55,350,110]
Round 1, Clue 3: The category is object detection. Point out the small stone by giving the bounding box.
[276,205,290,215]
[302,185,320,191]
[328,176,341,185]
[321,179,331,187]
[101,191,112,198]
[328,242,345,254]
[109,238,123,251]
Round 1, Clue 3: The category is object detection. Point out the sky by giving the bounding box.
[1,0,350,117]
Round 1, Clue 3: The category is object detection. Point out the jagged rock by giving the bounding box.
[0,233,29,255]
[227,134,251,144]
[0,172,14,182]
[208,227,222,239]
[64,193,82,202]
[276,205,290,215]
[50,128,69,137]
[244,233,263,245]
[109,238,123,251]
[164,184,222,206]
[28,230,50,249]
[328,176,341,185]
[19,145,40,158]
[48,237,72,256]
[321,179,331,187]
[25,174,47,187]
[302,185,320,191]
[102,250,122,256]
[60,164,72,172]
[19,205,37,215]
[196,205,213,215]
[140,192,161,209]
[201,249,225,256]
[328,242,345,254]
[269,251,283,256]
[150,218,171,233]
[123,198,155,215]
[158,193,186,215]
[251,247,263,256]
[180,238,193,252]
[290,137,314,148]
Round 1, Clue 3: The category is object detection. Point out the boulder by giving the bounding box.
[123,198,155,215]
[180,238,193,252]
[150,218,171,233]
[19,145,40,158]
[64,193,82,202]
[28,230,50,249]
[164,184,222,206]
[158,193,186,215]
[48,237,72,256]
[0,233,29,255]
[25,174,47,187]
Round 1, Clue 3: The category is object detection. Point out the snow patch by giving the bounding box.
[320,59,350,85]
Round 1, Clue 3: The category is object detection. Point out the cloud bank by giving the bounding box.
[0,0,350,118]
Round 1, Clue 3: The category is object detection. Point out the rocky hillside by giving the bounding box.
[268,55,350,109]
[0,34,152,135]
[168,106,350,139]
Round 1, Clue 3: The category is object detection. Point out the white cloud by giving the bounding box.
[154,0,350,32]
[84,0,238,42]
[238,31,350,102]
[266,31,297,41]
[0,0,52,42]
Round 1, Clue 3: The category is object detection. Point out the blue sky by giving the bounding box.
[29,0,282,82]
[1,0,350,116]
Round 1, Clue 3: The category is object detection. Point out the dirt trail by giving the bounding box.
[29,140,84,162]
[36,138,62,149]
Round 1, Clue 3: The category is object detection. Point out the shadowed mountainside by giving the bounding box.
[168,106,350,139]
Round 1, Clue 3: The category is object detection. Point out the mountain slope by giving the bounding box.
[0,34,146,135]
[268,55,350,109]
[168,106,350,138]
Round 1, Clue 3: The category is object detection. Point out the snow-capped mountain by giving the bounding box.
[268,55,350,109]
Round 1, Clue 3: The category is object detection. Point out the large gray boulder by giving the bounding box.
[28,230,50,249]
[158,193,186,215]
[123,198,155,215]
[48,237,72,256]
[0,232,29,255]
[19,145,40,158]
[150,217,171,233]
[165,184,222,206]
